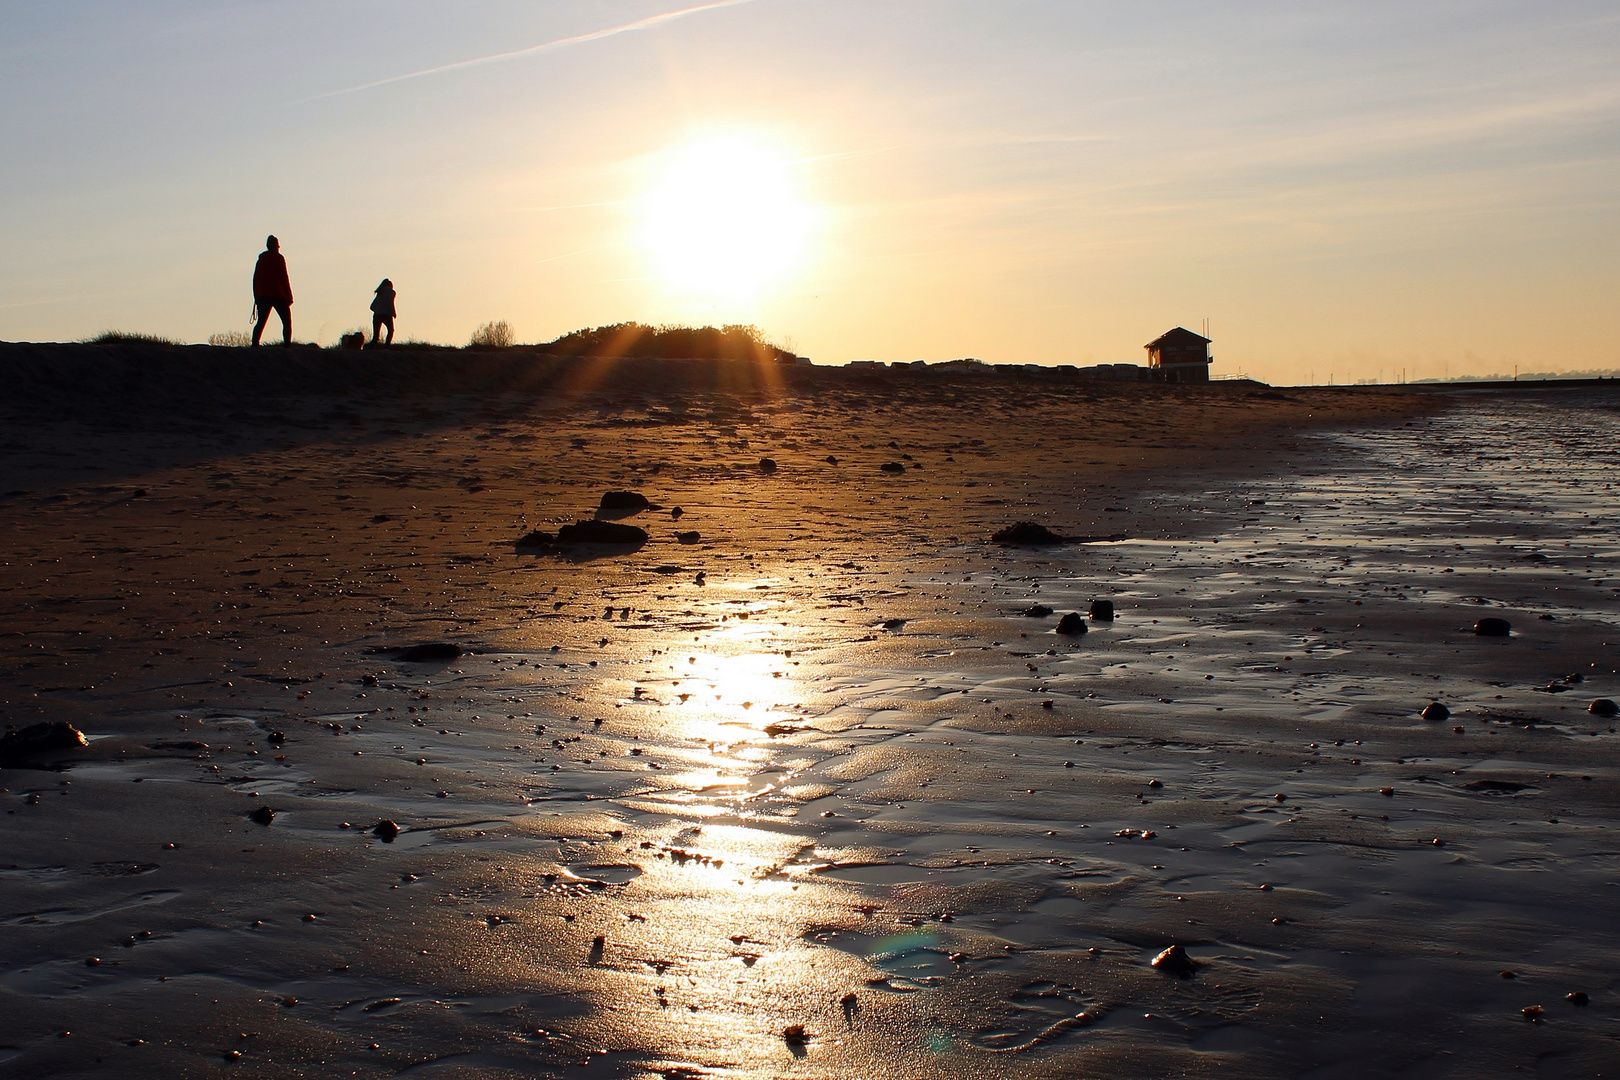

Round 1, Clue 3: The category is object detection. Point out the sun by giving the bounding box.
[642,135,814,299]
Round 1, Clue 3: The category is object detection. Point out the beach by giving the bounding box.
[1,343,1617,1078]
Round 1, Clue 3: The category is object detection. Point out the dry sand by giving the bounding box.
[1,343,1617,1078]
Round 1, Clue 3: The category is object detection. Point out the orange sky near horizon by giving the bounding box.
[1,2,1617,384]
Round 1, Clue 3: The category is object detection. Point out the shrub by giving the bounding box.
[208,330,251,347]
[533,322,794,362]
[468,320,515,349]
[88,330,181,345]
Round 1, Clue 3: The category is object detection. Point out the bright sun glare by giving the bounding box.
[643,135,813,299]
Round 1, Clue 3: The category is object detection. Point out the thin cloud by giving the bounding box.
[307,0,763,101]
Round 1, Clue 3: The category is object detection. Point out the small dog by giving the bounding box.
[339,331,366,350]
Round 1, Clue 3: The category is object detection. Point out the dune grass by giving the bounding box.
[88,330,184,346]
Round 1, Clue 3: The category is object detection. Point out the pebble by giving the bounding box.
[757,458,777,473]
[1589,699,1619,718]
[248,806,275,825]
[1023,604,1054,618]
[880,461,906,474]
[371,819,400,841]
[676,531,701,544]
[1474,617,1511,637]
[1055,612,1087,636]
[1421,701,1450,722]
[1088,599,1115,620]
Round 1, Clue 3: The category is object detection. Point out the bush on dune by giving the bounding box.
[88,330,183,346]
[534,322,794,362]
[208,330,251,347]
[468,320,515,349]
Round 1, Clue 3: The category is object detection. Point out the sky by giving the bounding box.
[2,1,1617,383]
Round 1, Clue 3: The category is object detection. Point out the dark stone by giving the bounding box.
[248,806,275,825]
[361,673,379,687]
[515,530,555,548]
[1465,779,1527,793]
[676,531,701,545]
[266,731,286,745]
[879,461,906,474]
[1023,604,1054,618]
[0,722,88,768]
[371,513,391,523]
[1421,701,1450,722]
[1088,599,1115,620]
[758,458,778,473]
[555,520,648,546]
[1055,612,1087,636]
[1151,944,1198,978]
[599,490,651,511]
[992,522,1065,545]
[1474,617,1511,637]
[671,506,683,519]
[371,819,400,841]
[1590,699,1619,718]
[397,642,462,662]
[825,455,839,464]
[1568,991,1590,1006]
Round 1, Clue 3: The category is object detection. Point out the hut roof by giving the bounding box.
[1145,327,1211,349]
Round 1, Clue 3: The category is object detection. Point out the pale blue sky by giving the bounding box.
[2,1,1616,381]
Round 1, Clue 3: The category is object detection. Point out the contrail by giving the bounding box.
[308,0,762,101]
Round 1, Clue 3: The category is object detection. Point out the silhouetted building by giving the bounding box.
[1145,327,1212,382]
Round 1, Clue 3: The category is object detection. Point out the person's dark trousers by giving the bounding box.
[252,298,292,345]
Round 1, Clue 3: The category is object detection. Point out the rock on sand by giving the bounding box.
[0,722,88,768]
[993,522,1065,545]
[555,520,649,546]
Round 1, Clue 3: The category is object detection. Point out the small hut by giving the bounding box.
[1144,327,1212,383]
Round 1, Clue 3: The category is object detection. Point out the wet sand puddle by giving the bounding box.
[4,392,1618,1077]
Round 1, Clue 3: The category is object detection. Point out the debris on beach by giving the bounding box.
[1151,944,1199,978]
[992,522,1064,545]
[676,531,701,545]
[1421,701,1451,721]
[0,721,88,767]
[880,461,906,474]
[397,642,462,662]
[1088,599,1115,620]
[1023,604,1054,617]
[758,457,778,473]
[1474,617,1512,637]
[1055,612,1088,635]
[598,490,653,512]
[556,520,649,546]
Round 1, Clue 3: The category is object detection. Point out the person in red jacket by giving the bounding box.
[251,235,294,346]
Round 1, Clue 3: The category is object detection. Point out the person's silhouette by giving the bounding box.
[369,279,396,347]
[251,235,294,346]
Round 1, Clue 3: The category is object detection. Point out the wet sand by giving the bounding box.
[1,343,1617,1078]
